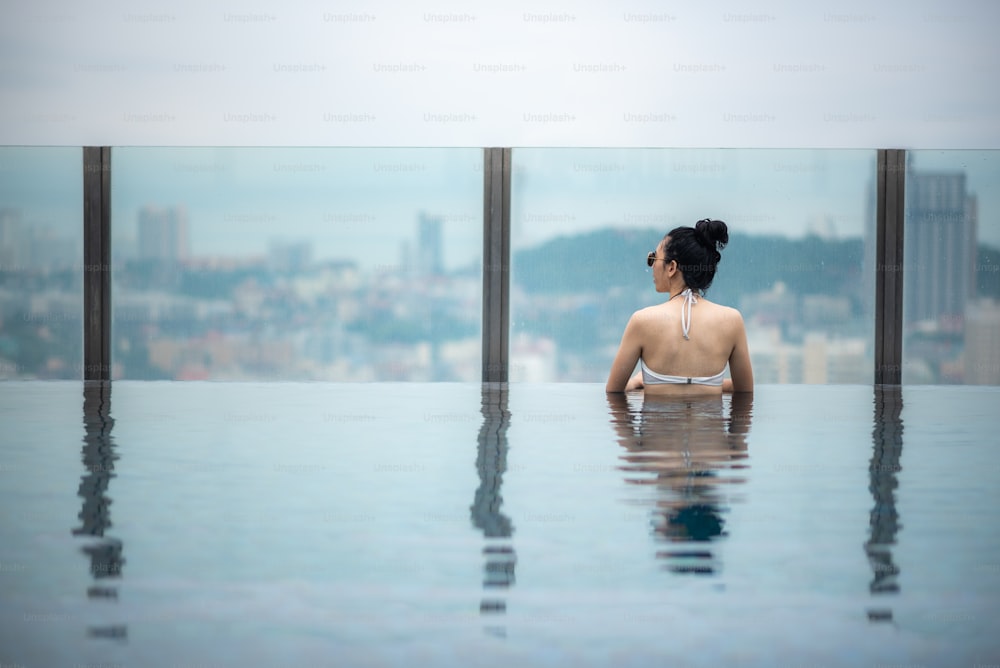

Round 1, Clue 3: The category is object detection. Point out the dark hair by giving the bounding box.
[662,218,729,292]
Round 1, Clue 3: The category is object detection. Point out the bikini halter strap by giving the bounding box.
[680,288,697,340]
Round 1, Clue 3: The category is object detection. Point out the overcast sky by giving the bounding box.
[1,0,998,147]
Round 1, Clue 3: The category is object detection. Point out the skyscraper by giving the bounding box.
[964,299,1000,385]
[417,212,443,277]
[904,163,977,330]
[268,239,313,274]
[137,206,190,263]
[0,208,21,269]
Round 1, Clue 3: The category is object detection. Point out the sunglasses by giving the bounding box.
[646,251,671,267]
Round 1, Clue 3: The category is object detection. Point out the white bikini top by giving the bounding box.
[640,361,726,386]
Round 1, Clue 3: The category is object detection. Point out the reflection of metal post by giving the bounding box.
[865,385,903,623]
[74,381,127,640]
[470,385,515,636]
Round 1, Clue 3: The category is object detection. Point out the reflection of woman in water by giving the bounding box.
[606,219,753,395]
[608,391,753,574]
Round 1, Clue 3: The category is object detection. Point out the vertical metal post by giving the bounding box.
[83,147,112,381]
[874,149,905,384]
[482,148,511,384]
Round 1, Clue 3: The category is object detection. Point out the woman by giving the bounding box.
[605,219,753,395]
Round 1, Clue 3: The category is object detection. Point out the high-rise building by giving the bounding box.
[0,208,21,269]
[904,164,977,330]
[137,206,190,262]
[417,213,443,277]
[268,240,313,274]
[964,299,1000,385]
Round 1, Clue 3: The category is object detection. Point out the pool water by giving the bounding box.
[1,382,998,666]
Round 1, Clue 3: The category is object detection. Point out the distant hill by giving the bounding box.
[512,228,866,306]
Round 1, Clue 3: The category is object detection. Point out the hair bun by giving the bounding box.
[695,218,729,251]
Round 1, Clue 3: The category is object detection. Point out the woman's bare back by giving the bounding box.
[637,297,740,378]
[619,296,753,395]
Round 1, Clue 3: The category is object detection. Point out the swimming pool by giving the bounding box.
[1,382,998,666]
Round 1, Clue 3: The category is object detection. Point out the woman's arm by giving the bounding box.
[625,371,644,392]
[727,312,754,393]
[606,313,643,393]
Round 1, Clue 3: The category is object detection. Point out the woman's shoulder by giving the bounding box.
[628,304,659,323]
[625,304,668,331]
[699,299,746,321]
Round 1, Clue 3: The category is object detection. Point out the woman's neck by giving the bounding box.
[668,284,690,300]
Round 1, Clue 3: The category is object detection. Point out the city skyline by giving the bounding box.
[2,212,996,382]
[2,149,999,272]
